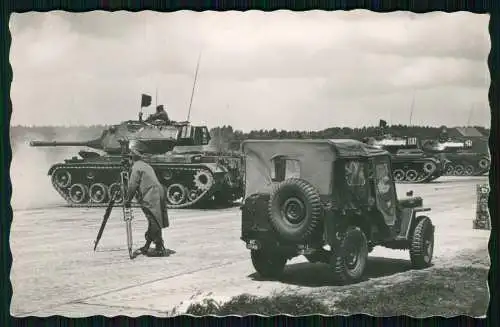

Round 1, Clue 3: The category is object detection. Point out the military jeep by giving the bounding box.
[240,139,435,284]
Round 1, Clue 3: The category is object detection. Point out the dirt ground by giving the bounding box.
[9,176,491,317]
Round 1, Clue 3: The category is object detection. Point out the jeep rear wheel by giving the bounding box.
[409,216,434,269]
[268,178,322,242]
[250,249,287,279]
[331,226,369,284]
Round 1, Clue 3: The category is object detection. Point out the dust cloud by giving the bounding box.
[9,127,103,211]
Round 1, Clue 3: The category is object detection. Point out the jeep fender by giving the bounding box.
[324,210,371,251]
[324,210,340,249]
[399,207,433,240]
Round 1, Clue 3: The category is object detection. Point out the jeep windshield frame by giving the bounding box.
[369,155,398,225]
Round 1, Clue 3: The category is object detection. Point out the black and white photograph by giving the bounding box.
[8,10,491,317]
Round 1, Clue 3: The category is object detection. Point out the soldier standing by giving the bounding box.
[124,145,170,257]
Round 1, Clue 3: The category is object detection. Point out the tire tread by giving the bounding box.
[409,216,433,269]
[267,178,322,241]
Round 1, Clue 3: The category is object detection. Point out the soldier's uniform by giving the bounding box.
[125,147,170,257]
[146,106,170,124]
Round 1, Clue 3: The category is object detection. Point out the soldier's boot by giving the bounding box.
[139,240,152,255]
[139,231,153,254]
[148,239,168,257]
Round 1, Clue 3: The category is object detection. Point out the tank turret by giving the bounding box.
[28,119,195,155]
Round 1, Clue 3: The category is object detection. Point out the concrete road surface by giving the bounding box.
[10,176,491,317]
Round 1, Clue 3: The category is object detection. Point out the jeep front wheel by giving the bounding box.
[409,216,434,269]
[250,249,287,279]
[331,226,369,284]
[268,178,322,242]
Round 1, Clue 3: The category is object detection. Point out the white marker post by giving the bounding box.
[473,184,491,230]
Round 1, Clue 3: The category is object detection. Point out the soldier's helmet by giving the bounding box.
[128,140,143,159]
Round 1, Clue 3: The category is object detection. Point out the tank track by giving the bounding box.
[442,158,490,177]
[48,163,220,209]
[390,161,443,184]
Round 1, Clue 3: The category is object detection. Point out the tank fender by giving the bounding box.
[48,165,58,176]
[214,165,229,174]
[200,162,229,174]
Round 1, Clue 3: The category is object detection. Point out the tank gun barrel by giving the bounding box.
[29,139,102,148]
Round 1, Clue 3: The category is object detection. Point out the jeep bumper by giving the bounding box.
[243,238,317,255]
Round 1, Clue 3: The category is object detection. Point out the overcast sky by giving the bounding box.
[9,10,490,131]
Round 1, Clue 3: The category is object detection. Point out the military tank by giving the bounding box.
[29,117,244,209]
[365,134,445,183]
[420,138,490,176]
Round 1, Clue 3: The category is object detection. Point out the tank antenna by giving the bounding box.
[409,90,415,126]
[467,103,474,126]
[186,50,202,122]
[155,86,158,109]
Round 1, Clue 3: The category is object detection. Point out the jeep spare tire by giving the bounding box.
[268,178,322,242]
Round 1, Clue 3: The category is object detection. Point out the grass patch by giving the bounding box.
[185,266,489,316]
[185,293,330,316]
[333,266,489,317]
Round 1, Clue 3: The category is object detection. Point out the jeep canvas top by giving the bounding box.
[241,139,389,199]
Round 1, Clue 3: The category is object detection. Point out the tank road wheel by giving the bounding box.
[108,183,123,203]
[444,164,454,176]
[478,158,490,170]
[166,183,187,205]
[187,189,200,202]
[423,162,436,174]
[331,226,369,284]
[68,184,89,204]
[405,169,418,182]
[53,169,72,188]
[454,165,464,176]
[268,178,322,242]
[464,165,475,176]
[250,249,287,279]
[409,216,434,269]
[193,170,214,191]
[89,183,108,204]
[393,169,405,182]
